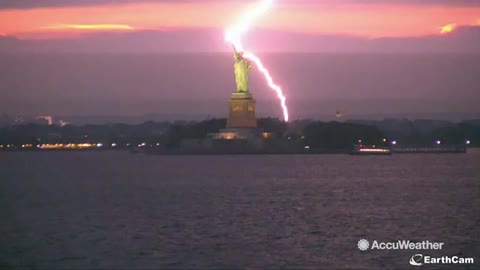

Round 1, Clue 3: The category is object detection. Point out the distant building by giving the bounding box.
[336,111,344,119]
[36,116,53,125]
[59,120,70,127]
[14,116,25,124]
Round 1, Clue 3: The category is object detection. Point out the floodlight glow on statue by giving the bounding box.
[225,0,289,122]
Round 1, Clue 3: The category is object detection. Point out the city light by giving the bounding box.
[3,142,128,151]
[391,141,397,145]
[78,143,94,148]
[466,140,471,145]
[359,148,391,153]
[436,140,441,145]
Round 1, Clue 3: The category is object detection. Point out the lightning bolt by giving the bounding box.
[225,0,289,122]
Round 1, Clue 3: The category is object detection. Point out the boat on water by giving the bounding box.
[351,144,467,155]
[391,145,467,153]
[350,144,392,155]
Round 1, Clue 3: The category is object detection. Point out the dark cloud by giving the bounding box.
[338,0,480,6]
[1,26,479,119]
[0,0,193,9]
[1,43,479,119]
[2,26,479,53]
[1,0,480,9]
[0,28,226,53]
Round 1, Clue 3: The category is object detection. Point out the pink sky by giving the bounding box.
[0,0,479,39]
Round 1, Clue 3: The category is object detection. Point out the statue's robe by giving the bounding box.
[234,58,251,93]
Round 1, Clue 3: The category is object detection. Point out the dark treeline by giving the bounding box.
[304,121,384,149]
[0,118,478,149]
[348,119,479,146]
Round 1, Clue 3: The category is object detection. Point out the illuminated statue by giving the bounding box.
[233,46,252,93]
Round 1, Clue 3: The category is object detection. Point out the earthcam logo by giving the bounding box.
[409,254,423,266]
[409,254,475,266]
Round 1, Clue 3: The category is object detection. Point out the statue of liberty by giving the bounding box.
[233,46,252,93]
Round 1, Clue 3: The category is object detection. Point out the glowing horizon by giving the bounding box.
[441,23,456,34]
[1,1,479,39]
[44,24,135,31]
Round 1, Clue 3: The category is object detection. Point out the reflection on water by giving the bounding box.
[0,151,479,269]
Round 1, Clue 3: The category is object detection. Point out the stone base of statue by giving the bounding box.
[176,90,276,153]
[227,92,257,128]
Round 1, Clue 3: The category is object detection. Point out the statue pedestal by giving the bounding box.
[227,92,257,128]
